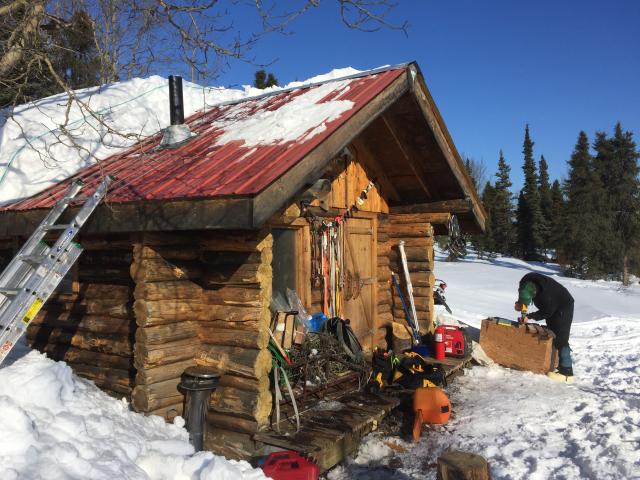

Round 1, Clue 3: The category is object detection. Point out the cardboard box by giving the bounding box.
[479,318,557,374]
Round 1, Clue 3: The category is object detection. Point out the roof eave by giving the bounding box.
[406,64,487,233]
[0,196,255,237]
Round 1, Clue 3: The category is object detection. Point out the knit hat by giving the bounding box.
[518,281,536,305]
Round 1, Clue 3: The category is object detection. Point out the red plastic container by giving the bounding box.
[434,325,445,360]
[261,451,320,480]
[442,325,467,358]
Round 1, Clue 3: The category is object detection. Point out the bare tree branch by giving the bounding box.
[0,1,45,76]
[0,0,407,179]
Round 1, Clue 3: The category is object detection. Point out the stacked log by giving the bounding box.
[388,215,436,333]
[0,241,16,271]
[375,215,393,348]
[27,234,136,398]
[131,230,274,452]
[195,231,273,458]
[130,234,203,417]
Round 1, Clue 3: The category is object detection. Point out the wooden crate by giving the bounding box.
[479,318,558,374]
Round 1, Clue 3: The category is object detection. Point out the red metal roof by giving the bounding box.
[2,67,406,212]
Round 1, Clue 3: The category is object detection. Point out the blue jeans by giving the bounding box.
[559,345,572,369]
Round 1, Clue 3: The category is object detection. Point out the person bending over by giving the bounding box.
[515,272,575,382]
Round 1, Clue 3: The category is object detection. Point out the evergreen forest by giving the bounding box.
[473,124,640,286]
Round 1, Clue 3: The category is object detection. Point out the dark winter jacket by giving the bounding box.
[519,272,574,321]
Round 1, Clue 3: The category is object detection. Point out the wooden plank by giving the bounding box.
[479,319,557,374]
[352,138,401,202]
[381,114,431,198]
[296,225,312,311]
[391,200,471,215]
[371,215,379,349]
[0,197,255,237]
[390,212,451,225]
[255,391,400,472]
[342,217,375,347]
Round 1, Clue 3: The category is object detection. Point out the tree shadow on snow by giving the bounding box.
[479,257,564,276]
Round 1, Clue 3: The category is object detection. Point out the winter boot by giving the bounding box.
[547,366,574,383]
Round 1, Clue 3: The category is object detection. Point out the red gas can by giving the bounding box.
[261,451,320,480]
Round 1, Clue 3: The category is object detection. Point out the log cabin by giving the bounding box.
[0,62,485,461]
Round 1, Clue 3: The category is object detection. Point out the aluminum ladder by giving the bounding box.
[0,175,113,365]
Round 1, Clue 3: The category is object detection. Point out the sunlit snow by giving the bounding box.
[0,344,267,479]
[0,68,365,205]
[328,249,640,480]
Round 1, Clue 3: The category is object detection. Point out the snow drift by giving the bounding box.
[0,343,267,480]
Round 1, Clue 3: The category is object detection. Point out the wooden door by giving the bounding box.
[342,217,377,350]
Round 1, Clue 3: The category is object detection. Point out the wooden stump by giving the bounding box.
[390,321,413,352]
[437,451,491,480]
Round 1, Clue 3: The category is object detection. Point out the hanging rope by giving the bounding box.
[302,179,377,316]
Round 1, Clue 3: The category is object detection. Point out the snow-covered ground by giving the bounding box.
[329,250,640,480]
[0,342,268,479]
[1,252,638,479]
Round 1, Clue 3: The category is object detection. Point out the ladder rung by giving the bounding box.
[18,254,44,266]
[0,175,113,365]
[44,224,72,231]
[0,288,20,297]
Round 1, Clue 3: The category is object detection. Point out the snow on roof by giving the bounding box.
[0,66,377,205]
[210,78,355,148]
[1,66,407,211]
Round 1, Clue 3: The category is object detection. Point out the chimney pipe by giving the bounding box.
[160,75,192,147]
[169,75,184,125]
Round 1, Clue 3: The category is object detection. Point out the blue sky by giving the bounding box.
[213,1,639,191]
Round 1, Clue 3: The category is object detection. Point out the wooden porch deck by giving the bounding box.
[255,354,473,472]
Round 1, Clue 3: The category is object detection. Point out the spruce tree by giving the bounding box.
[50,11,101,89]
[548,180,566,261]
[515,192,526,258]
[491,150,515,255]
[608,123,640,285]
[475,181,496,257]
[254,70,278,89]
[0,9,100,109]
[593,131,615,194]
[516,125,544,259]
[538,155,552,256]
[593,131,621,275]
[564,131,609,277]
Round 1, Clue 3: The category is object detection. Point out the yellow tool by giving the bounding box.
[519,303,528,323]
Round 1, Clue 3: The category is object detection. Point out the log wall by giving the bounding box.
[27,234,136,399]
[129,230,273,459]
[388,214,436,333]
[130,233,201,418]
[199,230,273,458]
[375,214,393,347]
